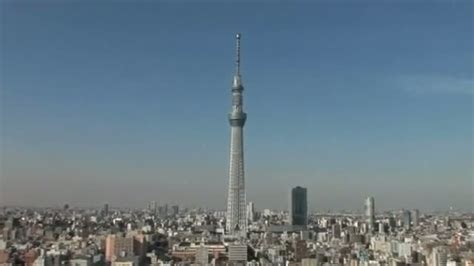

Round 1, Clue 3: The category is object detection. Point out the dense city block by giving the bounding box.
[0,202,473,265]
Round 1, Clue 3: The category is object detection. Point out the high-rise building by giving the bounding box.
[388,216,396,231]
[158,205,168,217]
[103,203,109,216]
[403,210,412,230]
[378,222,386,234]
[411,209,420,227]
[365,197,375,232]
[226,33,248,236]
[332,224,341,238]
[290,186,308,226]
[171,205,179,216]
[148,201,156,214]
[246,202,255,223]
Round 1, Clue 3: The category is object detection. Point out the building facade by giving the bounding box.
[228,244,247,263]
[403,210,412,230]
[290,186,308,226]
[247,202,255,223]
[365,197,375,232]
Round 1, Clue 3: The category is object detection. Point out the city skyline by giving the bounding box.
[1,1,473,211]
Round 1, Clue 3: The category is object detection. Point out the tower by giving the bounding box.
[290,186,308,226]
[365,196,375,232]
[226,33,247,236]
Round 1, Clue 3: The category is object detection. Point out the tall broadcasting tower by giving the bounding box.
[226,33,247,235]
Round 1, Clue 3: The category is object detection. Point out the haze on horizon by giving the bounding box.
[1,1,473,212]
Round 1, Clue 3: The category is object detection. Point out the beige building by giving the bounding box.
[105,233,147,263]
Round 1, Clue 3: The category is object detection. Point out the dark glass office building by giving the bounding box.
[290,186,308,226]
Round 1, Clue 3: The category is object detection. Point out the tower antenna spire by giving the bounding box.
[235,33,241,76]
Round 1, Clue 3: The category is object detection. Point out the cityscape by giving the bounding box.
[1,1,473,266]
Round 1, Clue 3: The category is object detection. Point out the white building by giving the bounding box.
[432,246,448,266]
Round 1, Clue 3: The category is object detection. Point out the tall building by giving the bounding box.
[226,33,248,236]
[411,209,420,227]
[103,203,109,216]
[403,210,412,230]
[290,186,308,226]
[246,202,255,223]
[148,201,156,214]
[388,216,396,231]
[158,204,168,217]
[365,196,375,232]
[171,205,179,216]
[378,222,386,234]
[332,224,341,238]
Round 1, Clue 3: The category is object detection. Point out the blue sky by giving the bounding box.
[1,1,473,211]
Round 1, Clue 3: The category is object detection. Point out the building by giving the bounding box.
[70,257,92,266]
[158,205,167,217]
[432,246,448,266]
[293,240,308,261]
[447,259,461,266]
[171,242,226,262]
[302,258,318,266]
[398,242,412,258]
[105,234,146,263]
[246,202,255,223]
[226,33,248,236]
[0,250,8,264]
[365,197,375,232]
[388,216,396,231]
[103,203,109,216]
[290,186,308,226]
[403,210,411,230]
[332,224,341,238]
[411,209,420,227]
[378,222,386,234]
[171,205,179,216]
[112,256,140,266]
[24,249,40,265]
[106,234,133,262]
[148,201,156,214]
[195,246,208,265]
[228,244,247,263]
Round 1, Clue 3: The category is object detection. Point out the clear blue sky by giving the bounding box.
[1,1,473,211]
